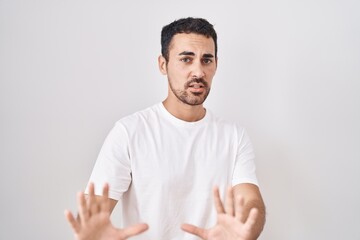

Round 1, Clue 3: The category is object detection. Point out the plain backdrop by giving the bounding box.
[1,0,359,239]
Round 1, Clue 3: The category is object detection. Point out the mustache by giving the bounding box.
[185,78,208,89]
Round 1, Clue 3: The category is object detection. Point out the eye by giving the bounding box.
[202,58,213,64]
[180,57,192,63]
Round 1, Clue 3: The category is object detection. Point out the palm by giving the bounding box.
[182,187,259,240]
[65,183,148,240]
[72,211,125,240]
[205,213,255,240]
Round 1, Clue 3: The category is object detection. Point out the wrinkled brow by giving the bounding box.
[179,51,195,56]
[203,53,214,58]
[178,51,214,58]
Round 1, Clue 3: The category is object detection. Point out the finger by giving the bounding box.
[64,210,80,233]
[88,182,95,196]
[77,191,89,222]
[213,186,225,214]
[234,195,245,222]
[100,183,110,212]
[88,182,100,215]
[181,223,208,239]
[119,223,149,239]
[225,186,234,216]
[244,208,259,231]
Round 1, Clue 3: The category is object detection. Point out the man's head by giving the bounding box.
[159,18,218,106]
[161,17,217,62]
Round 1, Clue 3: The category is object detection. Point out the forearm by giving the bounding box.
[84,194,118,213]
[76,194,118,221]
[243,198,266,239]
[233,183,266,239]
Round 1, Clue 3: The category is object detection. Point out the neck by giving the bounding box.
[162,98,206,122]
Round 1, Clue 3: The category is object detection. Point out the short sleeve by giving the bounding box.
[232,127,259,187]
[85,122,132,200]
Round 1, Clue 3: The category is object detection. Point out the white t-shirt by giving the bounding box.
[87,103,258,239]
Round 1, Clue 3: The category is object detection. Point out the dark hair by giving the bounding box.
[161,17,217,61]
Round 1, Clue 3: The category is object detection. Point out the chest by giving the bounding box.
[128,125,237,191]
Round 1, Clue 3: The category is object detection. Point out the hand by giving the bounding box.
[182,186,259,240]
[65,183,148,240]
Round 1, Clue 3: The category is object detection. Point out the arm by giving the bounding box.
[182,185,265,240]
[75,185,118,223]
[84,194,118,214]
[232,183,266,239]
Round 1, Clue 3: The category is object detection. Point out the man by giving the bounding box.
[65,17,266,239]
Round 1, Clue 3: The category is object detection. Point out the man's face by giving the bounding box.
[159,33,217,106]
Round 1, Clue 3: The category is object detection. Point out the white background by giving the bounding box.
[1,0,359,239]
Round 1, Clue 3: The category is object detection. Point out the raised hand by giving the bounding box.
[182,186,260,240]
[65,183,148,240]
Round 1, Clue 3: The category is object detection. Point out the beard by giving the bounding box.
[168,78,211,106]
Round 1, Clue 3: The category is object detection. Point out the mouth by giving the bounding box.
[188,83,206,94]
[186,78,207,89]
[185,79,208,94]
[188,82,205,89]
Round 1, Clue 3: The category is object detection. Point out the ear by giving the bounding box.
[158,55,167,75]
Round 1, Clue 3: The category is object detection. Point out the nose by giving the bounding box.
[191,61,205,79]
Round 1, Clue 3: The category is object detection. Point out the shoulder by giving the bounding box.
[206,109,249,144]
[114,103,161,130]
[207,110,246,133]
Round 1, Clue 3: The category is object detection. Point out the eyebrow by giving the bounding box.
[178,51,214,58]
[203,53,214,58]
[179,51,195,56]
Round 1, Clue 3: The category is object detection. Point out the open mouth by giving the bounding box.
[188,83,204,89]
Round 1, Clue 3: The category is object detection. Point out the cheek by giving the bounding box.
[169,64,189,79]
[206,68,216,78]
[174,64,189,74]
